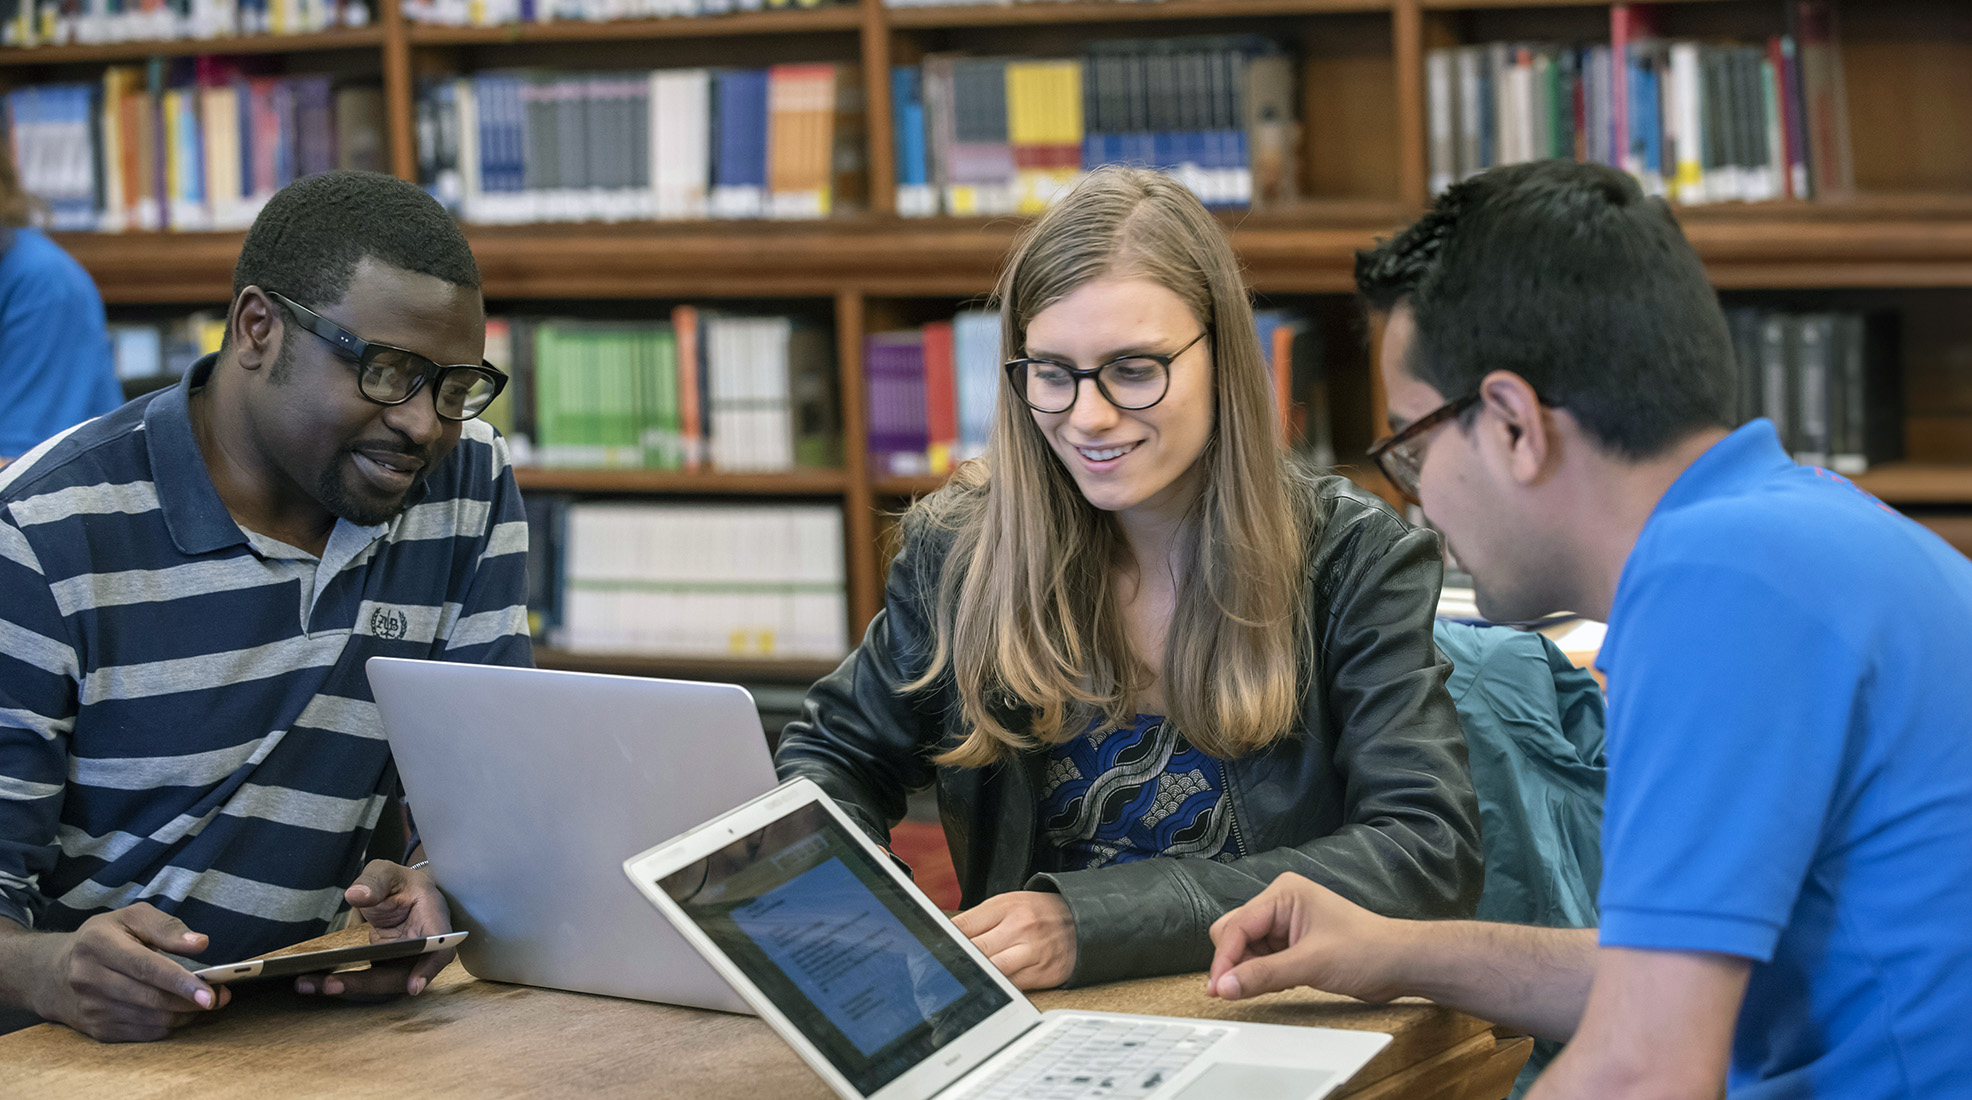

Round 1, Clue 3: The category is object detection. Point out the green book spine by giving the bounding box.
[653,328,680,469]
[535,325,563,461]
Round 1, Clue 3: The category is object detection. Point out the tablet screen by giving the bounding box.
[657,799,1012,1096]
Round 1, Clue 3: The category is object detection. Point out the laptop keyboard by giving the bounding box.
[955,1016,1230,1100]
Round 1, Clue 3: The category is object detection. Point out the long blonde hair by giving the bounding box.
[908,168,1319,768]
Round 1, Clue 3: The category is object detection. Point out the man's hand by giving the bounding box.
[27,904,231,1042]
[952,892,1076,990]
[297,860,453,999]
[1207,874,1414,1003]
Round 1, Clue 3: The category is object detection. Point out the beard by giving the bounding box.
[316,444,435,527]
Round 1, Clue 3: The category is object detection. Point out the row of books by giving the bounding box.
[891,37,1297,217]
[106,313,225,382]
[863,306,1332,476]
[3,63,384,233]
[1724,308,1900,474]
[1,0,366,48]
[526,499,849,660]
[1426,2,1852,204]
[403,0,833,27]
[417,64,862,225]
[484,310,839,473]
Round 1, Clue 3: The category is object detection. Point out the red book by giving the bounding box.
[1271,324,1294,445]
[1609,4,1663,175]
[673,305,703,472]
[921,321,958,476]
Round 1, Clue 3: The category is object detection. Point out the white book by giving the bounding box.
[1668,41,1704,203]
[742,320,766,472]
[652,69,710,220]
[1455,46,1484,178]
[705,318,731,470]
[761,316,794,471]
[1426,49,1455,195]
[456,77,482,222]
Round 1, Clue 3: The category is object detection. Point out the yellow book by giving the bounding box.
[162,90,184,230]
[201,86,243,229]
[197,318,228,357]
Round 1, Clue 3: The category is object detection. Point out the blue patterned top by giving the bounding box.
[1035,714,1242,872]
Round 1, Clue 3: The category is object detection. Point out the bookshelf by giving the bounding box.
[10,0,1969,671]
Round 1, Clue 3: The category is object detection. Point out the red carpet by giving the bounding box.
[890,820,961,911]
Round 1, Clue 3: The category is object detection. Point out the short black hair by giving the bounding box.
[232,170,480,308]
[1355,160,1736,460]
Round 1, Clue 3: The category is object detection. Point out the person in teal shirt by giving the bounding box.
[1,146,121,462]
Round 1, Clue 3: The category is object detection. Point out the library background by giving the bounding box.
[4,0,1968,734]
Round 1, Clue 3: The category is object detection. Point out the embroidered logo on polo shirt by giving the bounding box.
[370,607,409,641]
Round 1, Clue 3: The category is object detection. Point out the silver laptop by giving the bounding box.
[367,657,776,1013]
[623,778,1391,1100]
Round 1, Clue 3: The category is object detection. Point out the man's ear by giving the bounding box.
[1476,369,1552,488]
[230,287,283,373]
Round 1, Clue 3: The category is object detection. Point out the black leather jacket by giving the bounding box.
[776,475,1483,986]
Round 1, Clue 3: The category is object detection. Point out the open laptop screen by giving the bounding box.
[657,798,1014,1096]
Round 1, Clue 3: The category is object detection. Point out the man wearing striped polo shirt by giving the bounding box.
[0,172,530,1042]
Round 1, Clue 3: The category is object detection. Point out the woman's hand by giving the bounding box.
[952,892,1078,990]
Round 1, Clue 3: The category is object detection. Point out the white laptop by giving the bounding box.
[367,656,777,1013]
[622,778,1391,1100]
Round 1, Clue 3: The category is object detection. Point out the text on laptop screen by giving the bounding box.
[657,799,1014,1096]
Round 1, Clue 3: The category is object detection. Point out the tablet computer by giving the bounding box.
[190,932,469,985]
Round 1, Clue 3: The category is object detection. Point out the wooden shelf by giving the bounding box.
[1418,0,1729,9]
[533,647,838,683]
[885,0,1387,30]
[1850,464,1972,506]
[0,27,386,66]
[55,194,1972,302]
[513,467,848,494]
[407,6,861,45]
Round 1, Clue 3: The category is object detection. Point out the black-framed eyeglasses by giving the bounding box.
[266,291,508,422]
[1004,330,1208,414]
[1366,391,1480,504]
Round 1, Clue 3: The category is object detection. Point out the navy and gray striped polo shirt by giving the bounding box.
[0,353,531,962]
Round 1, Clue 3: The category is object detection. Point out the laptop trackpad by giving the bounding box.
[1171,1063,1337,1100]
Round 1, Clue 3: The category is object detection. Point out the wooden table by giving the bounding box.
[0,929,1531,1099]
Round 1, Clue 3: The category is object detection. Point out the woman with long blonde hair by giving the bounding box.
[778,168,1481,989]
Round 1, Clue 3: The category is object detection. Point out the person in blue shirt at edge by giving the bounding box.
[0,141,123,465]
[1205,159,1972,1099]
[775,165,1485,991]
[0,171,532,1042]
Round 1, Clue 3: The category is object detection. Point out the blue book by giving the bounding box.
[1640,62,1664,183]
[890,67,926,187]
[710,68,768,218]
[894,67,935,216]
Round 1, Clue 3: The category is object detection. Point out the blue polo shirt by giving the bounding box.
[1596,420,1972,1099]
[0,227,121,457]
[0,355,532,963]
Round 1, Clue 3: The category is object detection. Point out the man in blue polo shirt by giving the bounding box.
[0,172,530,1042]
[1202,160,1972,1098]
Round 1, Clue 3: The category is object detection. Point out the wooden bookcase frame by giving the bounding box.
[7,0,1969,676]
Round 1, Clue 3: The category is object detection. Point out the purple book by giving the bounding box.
[865,332,930,477]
